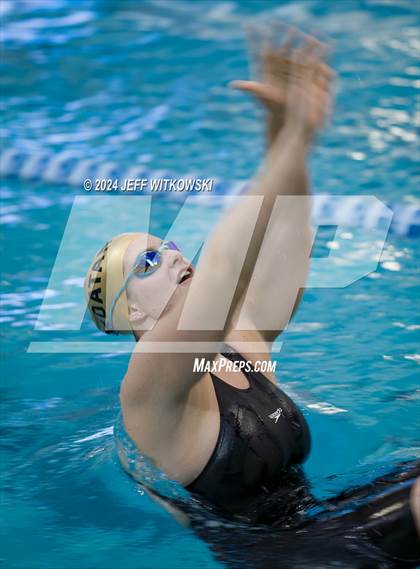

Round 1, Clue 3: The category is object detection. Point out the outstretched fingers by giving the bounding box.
[283,32,333,138]
[277,25,295,56]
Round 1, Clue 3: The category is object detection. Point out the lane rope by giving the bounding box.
[1,147,418,237]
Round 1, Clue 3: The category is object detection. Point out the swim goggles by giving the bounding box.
[106,240,180,331]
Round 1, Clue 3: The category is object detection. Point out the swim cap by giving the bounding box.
[84,233,140,334]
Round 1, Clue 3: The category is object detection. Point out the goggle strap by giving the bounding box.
[106,270,136,331]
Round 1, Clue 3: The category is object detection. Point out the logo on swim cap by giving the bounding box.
[84,242,110,333]
[84,232,141,335]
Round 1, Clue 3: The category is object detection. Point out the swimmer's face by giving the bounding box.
[123,233,193,326]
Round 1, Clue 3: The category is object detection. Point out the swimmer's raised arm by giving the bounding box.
[227,33,332,344]
[122,34,331,406]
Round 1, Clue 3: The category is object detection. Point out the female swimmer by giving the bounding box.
[84,28,419,568]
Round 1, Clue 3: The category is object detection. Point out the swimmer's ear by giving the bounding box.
[128,309,147,325]
[128,304,158,331]
[129,309,154,332]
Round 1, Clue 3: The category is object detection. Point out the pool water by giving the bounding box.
[1,1,419,568]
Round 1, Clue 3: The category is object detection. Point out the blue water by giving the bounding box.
[1,1,419,568]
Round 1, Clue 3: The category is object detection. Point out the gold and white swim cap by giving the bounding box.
[84,233,140,334]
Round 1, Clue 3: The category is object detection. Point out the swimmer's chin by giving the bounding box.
[135,273,195,330]
[163,276,195,313]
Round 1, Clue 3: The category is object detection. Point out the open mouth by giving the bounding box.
[179,266,194,284]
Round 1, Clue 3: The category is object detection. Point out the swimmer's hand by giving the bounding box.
[230,27,333,144]
[283,35,332,142]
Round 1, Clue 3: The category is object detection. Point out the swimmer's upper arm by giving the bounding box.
[121,279,229,407]
[226,219,312,346]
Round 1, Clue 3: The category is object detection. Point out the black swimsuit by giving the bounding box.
[186,345,311,522]
[118,344,420,565]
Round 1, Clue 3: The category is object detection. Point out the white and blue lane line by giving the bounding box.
[1,147,419,237]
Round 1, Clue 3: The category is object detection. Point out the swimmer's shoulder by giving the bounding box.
[120,347,219,484]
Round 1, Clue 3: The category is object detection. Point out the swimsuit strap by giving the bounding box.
[210,344,258,392]
[219,343,273,390]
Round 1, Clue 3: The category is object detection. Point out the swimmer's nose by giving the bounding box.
[165,249,184,268]
[165,250,187,283]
